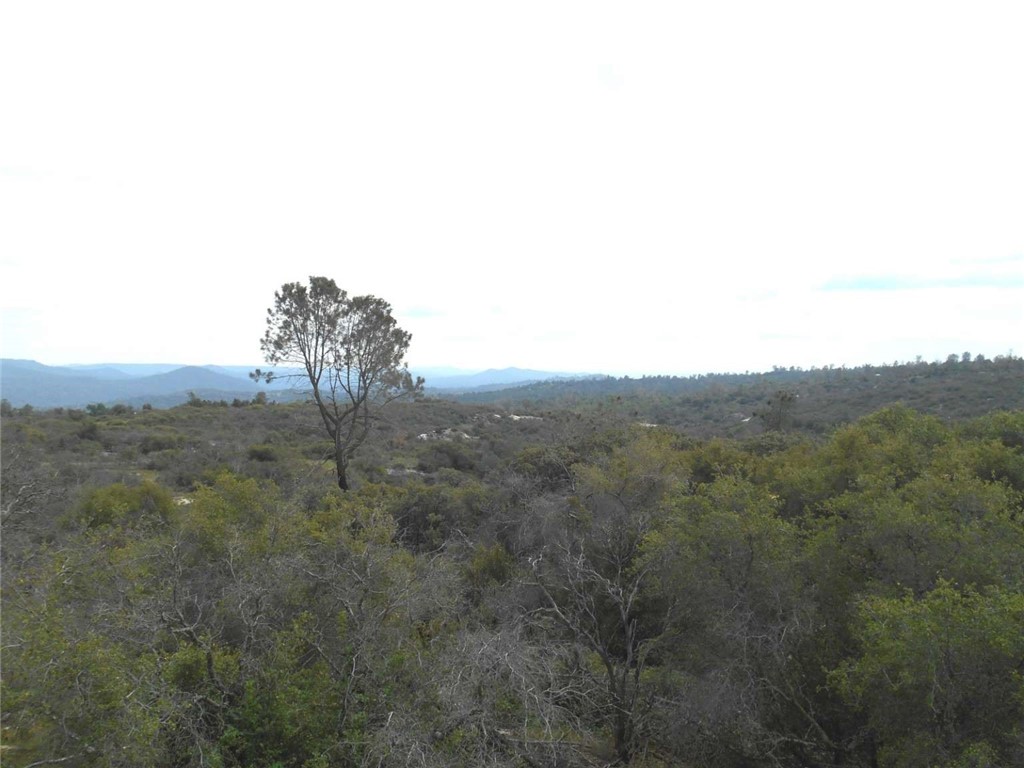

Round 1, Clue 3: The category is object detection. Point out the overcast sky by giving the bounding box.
[2,1,1021,376]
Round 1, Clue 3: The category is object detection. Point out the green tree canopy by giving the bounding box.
[255,277,423,490]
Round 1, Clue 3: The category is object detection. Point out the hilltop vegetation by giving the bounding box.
[455,353,1024,436]
[2,368,1023,767]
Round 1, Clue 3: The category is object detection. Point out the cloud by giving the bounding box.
[404,307,445,319]
[2,3,1022,373]
[822,273,1024,292]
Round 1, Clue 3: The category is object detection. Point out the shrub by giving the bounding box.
[72,480,174,528]
[247,444,278,462]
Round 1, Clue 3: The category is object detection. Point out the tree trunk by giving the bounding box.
[612,685,633,764]
[336,454,350,491]
[613,716,631,764]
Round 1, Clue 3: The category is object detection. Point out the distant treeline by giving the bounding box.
[454,353,1024,436]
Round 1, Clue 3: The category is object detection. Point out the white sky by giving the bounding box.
[1,1,1022,376]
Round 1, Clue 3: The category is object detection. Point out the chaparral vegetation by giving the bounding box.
[3,348,1023,767]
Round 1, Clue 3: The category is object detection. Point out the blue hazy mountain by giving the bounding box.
[67,363,187,378]
[0,360,265,408]
[0,360,593,408]
[421,367,595,393]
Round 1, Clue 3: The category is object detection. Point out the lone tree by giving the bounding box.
[254,277,423,490]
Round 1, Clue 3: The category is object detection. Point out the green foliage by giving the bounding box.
[5,396,1024,768]
[683,437,752,486]
[455,355,1024,436]
[76,417,101,442]
[247,442,279,462]
[71,479,174,528]
[139,430,185,454]
[415,438,478,473]
[164,643,212,692]
[258,276,423,491]
[175,471,284,557]
[757,388,796,432]
[811,406,946,493]
[218,615,342,768]
[465,542,515,590]
[187,390,229,407]
[649,477,812,758]
[807,464,1024,603]
[390,481,490,550]
[510,444,580,490]
[962,409,1024,451]
[3,598,164,766]
[831,582,1024,768]
[573,427,687,505]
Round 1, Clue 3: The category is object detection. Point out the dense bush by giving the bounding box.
[3,397,1023,767]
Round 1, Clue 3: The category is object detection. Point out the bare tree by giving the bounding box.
[255,277,423,490]
[526,431,684,764]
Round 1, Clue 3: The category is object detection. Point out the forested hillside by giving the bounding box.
[456,353,1024,437]
[2,390,1023,767]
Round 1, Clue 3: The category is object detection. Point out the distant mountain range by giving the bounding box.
[422,367,598,392]
[0,360,594,409]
